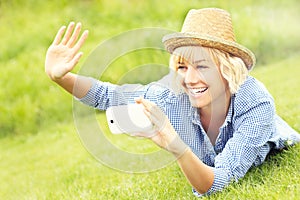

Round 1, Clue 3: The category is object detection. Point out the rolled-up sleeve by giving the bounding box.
[77,75,175,112]
[77,78,152,110]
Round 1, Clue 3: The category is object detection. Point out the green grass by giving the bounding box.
[0,0,300,199]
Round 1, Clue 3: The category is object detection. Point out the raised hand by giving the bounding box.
[45,22,89,81]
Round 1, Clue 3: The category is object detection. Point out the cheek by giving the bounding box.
[209,75,229,96]
[176,72,185,85]
[199,71,216,85]
[204,69,223,84]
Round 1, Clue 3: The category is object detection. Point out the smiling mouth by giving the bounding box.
[188,87,208,96]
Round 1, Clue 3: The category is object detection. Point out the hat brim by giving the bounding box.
[162,32,256,70]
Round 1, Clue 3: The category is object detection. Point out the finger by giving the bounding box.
[152,115,169,132]
[67,22,82,47]
[137,98,154,112]
[141,103,159,124]
[140,99,163,118]
[140,100,168,129]
[129,132,147,138]
[141,105,158,126]
[144,108,166,131]
[73,30,89,53]
[136,97,165,121]
[134,96,143,104]
[53,26,66,45]
[61,22,76,45]
[66,52,83,71]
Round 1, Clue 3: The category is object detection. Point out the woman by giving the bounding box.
[45,8,300,197]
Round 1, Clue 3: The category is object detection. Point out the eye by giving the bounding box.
[177,65,187,71]
[196,65,208,70]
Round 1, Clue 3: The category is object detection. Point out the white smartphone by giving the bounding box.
[106,104,154,134]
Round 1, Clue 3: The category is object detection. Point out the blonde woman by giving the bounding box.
[45,8,300,197]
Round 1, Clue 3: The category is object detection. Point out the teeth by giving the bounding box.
[190,87,207,94]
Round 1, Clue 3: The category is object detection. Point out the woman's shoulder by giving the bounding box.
[236,76,274,101]
[233,76,275,111]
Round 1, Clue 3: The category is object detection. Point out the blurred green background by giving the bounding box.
[0,0,299,199]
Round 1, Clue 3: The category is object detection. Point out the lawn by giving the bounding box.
[0,0,299,199]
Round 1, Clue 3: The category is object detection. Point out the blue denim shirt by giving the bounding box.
[79,75,300,196]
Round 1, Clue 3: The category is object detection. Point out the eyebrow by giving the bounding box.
[178,59,206,64]
[192,59,206,64]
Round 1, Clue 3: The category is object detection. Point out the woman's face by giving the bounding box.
[174,46,230,109]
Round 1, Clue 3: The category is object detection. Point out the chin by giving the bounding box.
[189,97,208,108]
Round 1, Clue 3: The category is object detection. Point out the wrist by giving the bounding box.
[51,72,74,83]
[166,135,189,158]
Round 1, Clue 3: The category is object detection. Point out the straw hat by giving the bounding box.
[162,8,256,70]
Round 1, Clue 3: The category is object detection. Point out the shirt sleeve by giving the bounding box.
[77,77,152,110]
[77,76,172,111]
[201,98,275,196]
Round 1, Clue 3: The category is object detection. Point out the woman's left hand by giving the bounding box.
[135,97,188,157]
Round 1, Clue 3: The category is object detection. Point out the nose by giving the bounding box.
[185,66,201,84]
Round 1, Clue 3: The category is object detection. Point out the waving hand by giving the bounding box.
[45,22,88,81]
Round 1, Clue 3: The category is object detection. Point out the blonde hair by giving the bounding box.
[169,46,248,94]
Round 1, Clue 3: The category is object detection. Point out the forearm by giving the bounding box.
[176,148,214,194]
[53,72,93,99]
